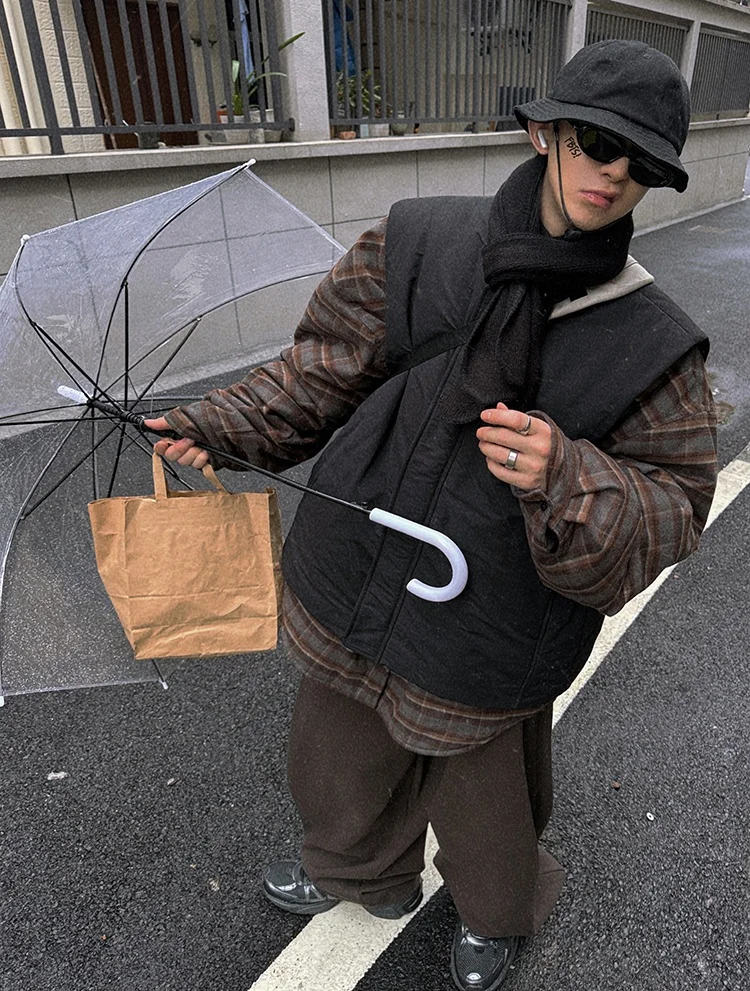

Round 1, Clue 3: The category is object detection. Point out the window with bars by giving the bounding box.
[585,7,687,68]
[692,29,750,118]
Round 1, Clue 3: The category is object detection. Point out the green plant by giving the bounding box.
[231,32,304,115]
[336,70,381,118]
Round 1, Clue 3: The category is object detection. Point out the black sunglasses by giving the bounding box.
[569,122,676,188]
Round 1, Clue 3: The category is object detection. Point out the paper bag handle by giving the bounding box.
[152,452,228,498]
[201,464,228,492]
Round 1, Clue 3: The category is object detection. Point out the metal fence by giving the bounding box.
[692,28,750,118]
[585,6,687,66]
[323,0,571,131]
[0,0,292,155]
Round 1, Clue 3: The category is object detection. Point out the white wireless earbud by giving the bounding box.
[538,131,549,150]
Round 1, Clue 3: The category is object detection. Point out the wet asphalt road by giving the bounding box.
[0,197,749,991]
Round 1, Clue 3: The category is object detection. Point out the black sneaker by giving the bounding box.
[263,860,340,915]
[263,859,423,919]
[450,922,523,991]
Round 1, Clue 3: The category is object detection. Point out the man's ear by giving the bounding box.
[528,122,550,155]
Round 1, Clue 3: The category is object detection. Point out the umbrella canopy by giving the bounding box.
[0,163,344,703]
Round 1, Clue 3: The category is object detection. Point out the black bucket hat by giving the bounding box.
[515,40,691,192]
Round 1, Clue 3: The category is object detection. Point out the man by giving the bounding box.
[146,41,717,991]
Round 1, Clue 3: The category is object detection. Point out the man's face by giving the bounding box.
[531,121,649,236]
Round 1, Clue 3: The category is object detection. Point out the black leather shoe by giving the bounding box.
[364,881,423,919]
[263,859,423,919]
[450,922,523,991]
[263,860,340,915]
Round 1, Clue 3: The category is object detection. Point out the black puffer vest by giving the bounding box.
[282,198,708,708]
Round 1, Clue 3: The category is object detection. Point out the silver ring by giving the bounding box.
[517,415,533,436]
[505,449,519,470]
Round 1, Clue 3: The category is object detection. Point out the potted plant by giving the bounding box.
[222,33,304,143]
[335,71,383,137]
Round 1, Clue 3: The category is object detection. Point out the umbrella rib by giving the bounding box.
[17,415,89,520]
[0,402,92,421]
[105,422,129,499]
[10,253,120,407]
[21,421,122,520]
[124,282,130,412]
[133,318,203,403]
[29,319,89,397]
[0,418,97,426]
[103,334,187,397]
[26,314,119,407]
[150,658,169,690]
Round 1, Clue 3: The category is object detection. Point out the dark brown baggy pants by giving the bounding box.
[287,676,565,937]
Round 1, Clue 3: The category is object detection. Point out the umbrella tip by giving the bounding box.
[20,234,31,244]
[57,385,88,405]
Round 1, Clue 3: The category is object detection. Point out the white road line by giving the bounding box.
[249,450,750,991]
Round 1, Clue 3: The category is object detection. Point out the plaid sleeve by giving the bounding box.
[516,346,718,615]
[165,219,388,470]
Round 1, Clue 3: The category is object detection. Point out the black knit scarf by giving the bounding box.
[438,154,634,423]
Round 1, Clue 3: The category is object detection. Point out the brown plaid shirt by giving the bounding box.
[167,218,718,756]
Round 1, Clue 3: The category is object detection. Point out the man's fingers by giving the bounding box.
[476,426,538,455]
[479,406,532,432]
[144,417,210,471]
[154,437,195,463]
[143,416,171,432]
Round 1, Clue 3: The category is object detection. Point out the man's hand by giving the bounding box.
[476,403,552,491]
[143,417,211,470]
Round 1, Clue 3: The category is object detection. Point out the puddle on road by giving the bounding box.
[714,400,736,425]
[707,370,738,424]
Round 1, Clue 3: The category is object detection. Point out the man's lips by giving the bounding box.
[580,189,618,208]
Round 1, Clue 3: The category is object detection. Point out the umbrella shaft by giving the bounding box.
[82,396,369,516]
[87,395,149,429]
[141,424,370,515]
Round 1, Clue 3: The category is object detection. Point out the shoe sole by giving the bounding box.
[264,881,422,919]
[263,886,340,916]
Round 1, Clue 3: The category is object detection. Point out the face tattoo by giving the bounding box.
[564,132,582,158]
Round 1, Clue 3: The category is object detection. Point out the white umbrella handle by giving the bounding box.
[368,508,468,602]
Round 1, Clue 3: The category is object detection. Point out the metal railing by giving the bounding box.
[0,0,292,155]
[692,28,750,118]
[585,6,687,67]
[323,0,571,132]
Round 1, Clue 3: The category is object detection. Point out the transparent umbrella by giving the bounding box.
[0,162,467,705]
[0,162,346,703]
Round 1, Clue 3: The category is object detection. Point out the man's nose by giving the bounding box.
[601,155,630,182]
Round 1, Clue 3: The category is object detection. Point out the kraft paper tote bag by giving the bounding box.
[88,452,283,660]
